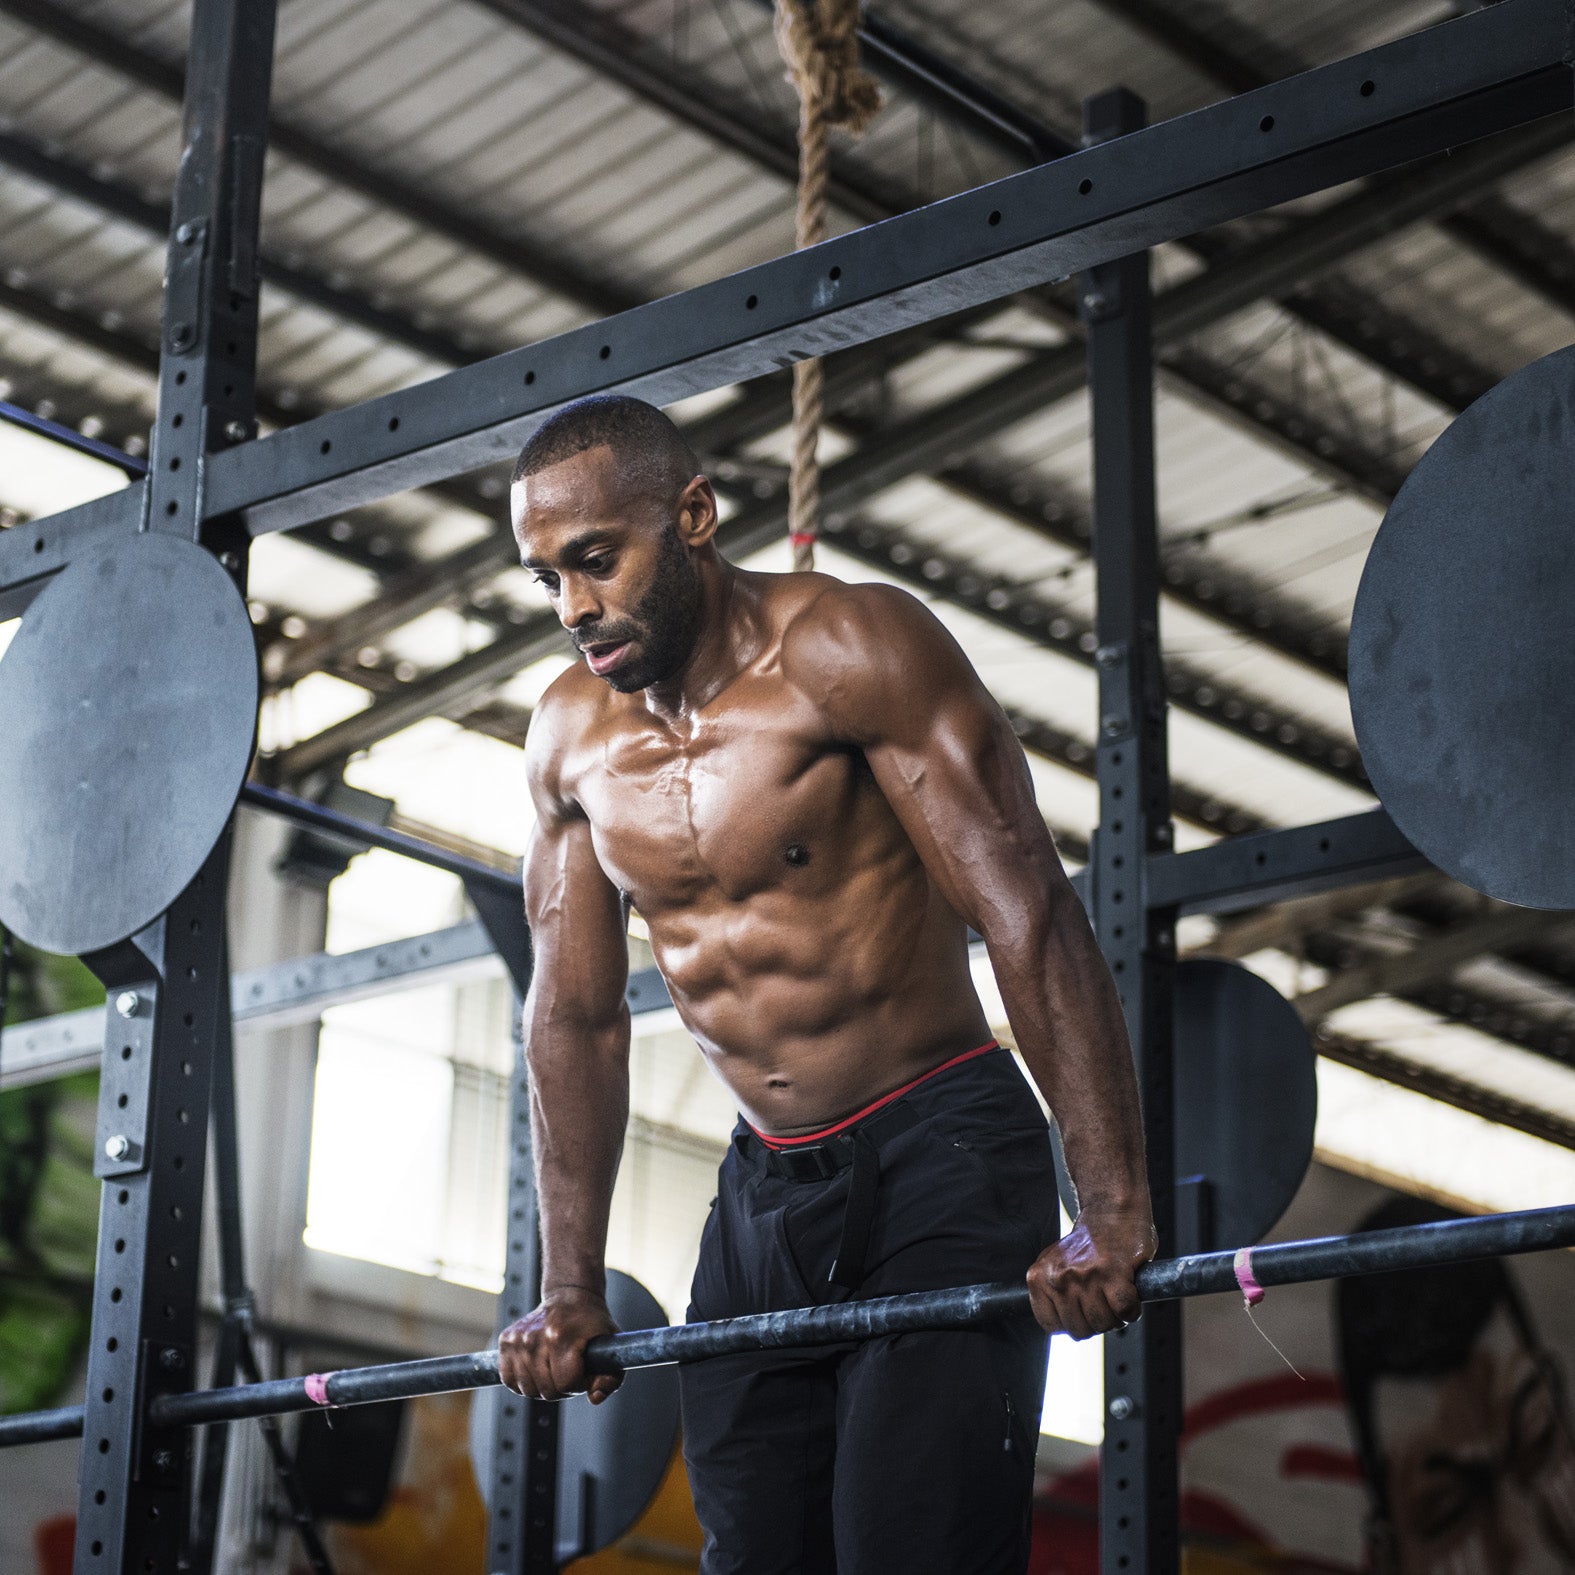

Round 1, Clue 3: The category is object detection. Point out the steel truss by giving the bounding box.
[0,2,1571,1571]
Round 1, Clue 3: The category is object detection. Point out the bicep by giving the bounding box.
[821,588,1070,933]
[523,809,630,1029]
[864,683,1069,934]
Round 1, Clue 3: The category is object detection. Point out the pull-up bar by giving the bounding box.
[4,1203,1570,1448]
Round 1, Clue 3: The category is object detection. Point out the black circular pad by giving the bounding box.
[0,530,257,954]
[1350,343,1575,908]
[1173,958,1317,1250]
[471,1270,680,1564]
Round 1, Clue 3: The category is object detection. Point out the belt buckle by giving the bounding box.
[778,1139,848,1182]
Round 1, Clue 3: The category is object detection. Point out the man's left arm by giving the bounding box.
[809,582,1157,1338]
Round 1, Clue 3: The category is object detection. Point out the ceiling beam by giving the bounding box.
[0,0,1540,703]
[1092,0,1575,321]
[464,0,1566,516]
[1295,906,1575,1025]
[0,126,479,370]
[0,0,635,319]
[1316,1029,1575,1151]
[1202,873,1446,960]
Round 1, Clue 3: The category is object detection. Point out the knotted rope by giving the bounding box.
[773,0,882,570]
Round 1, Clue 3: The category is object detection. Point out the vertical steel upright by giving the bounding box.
[465,884,560,1575]
[71,2,276,1570]
[1080,88,1183,1575]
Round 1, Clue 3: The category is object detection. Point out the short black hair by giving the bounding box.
[511,394,699,511]
[1335,1195,1536,1514]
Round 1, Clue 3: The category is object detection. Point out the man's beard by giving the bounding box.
[576,524,703,693]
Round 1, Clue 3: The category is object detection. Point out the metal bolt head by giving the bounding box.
[115,990,140,1018]
[224,419,250,443]
[170,323,193,350]
[175,222,197,245]
[153,1449,175,1472]
[104,1134,130,1161]
[1095,644,1122,668]
[1108,1394,1136,1422]
[158,1346,184,1371]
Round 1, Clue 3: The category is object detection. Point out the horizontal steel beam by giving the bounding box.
[168,0,1572,539]
[239,783,521,897]
[0,922,498,1089]
[0,916,675,1090]
[0,486,138,620]
[5,1205,1570,1445]
[1144,808,1430,916]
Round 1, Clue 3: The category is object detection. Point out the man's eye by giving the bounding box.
[533,574,558,591]
[583,556,611,574]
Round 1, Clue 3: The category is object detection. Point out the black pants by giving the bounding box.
[679,1047,1059,1575]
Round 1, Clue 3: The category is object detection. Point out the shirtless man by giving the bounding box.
[497,394,1156,1574]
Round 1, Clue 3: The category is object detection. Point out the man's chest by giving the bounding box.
[566,704,867,905]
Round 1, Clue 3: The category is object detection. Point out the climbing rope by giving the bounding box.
[773,0,882,570]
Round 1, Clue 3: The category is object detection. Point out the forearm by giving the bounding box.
[524,1001,631,1299]
[988,896,1151,1223]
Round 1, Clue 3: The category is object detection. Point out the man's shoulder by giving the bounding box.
[775,573,935,675]
[524,660,607,796]
[771,572,985,745]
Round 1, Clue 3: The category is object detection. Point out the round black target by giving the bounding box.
[1349,343,1575,908]
[0,530,258,955]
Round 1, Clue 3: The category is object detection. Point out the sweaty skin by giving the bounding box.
[497,443,1157,1403]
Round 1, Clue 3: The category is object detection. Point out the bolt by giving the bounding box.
[1102,716,1126,739]
[104,1134,130,1161]
[1082,290,1106,316]
[1095,644,1123,668]
[170,324,193,350]
[153,1449,175,1472]
[175,222,197,245]
[224,419,249,443]
[1108,1395,1136,1422]
[219,551,240,571]
[158,1347,184,1371]
[115,991,140,1018]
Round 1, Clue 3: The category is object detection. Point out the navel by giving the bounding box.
[784,843,811,867]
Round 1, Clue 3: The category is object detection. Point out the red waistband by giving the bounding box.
[748,1040,1000,1150]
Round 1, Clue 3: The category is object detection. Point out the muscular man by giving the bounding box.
[497,394,1156,1573]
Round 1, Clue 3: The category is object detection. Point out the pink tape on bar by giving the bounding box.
[789,532,818,547]
[303,1372,333,1407]
[1233,1247,1266,1308]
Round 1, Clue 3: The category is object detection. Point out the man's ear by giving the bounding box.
[677,474,719,547]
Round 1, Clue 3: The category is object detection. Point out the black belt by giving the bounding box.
[741,1100,922,1293]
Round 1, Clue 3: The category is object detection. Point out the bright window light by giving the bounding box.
[1043,1329,1105,1445]
[345,718,532,856]
[0,422,126,516]
[304,1017,455,1275]
[258,671,370,754]
[1313,1058,1575,1214]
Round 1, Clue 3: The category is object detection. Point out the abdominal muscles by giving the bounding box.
[643,847,990,1134]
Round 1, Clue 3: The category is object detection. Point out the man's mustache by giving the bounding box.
[573,621,640,651]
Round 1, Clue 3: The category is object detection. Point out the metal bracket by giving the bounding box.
[93,980,158,1180]
[135,1339,193,1490]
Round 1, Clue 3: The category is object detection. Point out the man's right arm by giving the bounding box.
[497,695,631,1404]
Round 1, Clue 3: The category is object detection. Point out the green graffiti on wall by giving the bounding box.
[1,942,105,1416]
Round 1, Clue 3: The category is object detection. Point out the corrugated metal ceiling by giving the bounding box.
[0,0,1571,1114]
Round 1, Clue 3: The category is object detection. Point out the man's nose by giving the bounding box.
[559,578,602,629]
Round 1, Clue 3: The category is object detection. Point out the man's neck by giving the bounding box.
[641,561,755,723]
